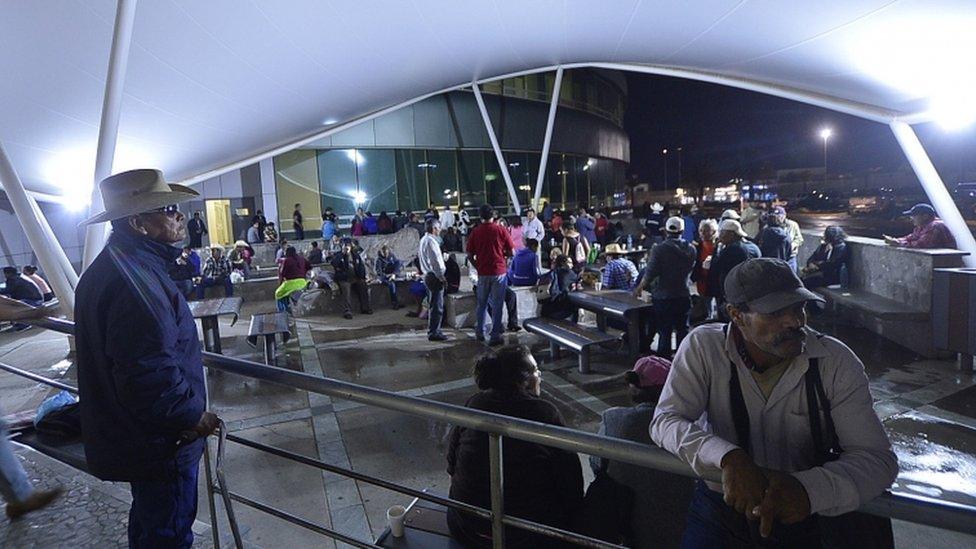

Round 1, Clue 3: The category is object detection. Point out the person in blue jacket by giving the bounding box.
[507,238,542,287]
[75,169,220,549]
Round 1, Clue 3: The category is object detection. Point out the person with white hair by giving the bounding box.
[707,219,760,321]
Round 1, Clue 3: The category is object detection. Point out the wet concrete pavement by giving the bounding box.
[2,299,976,547]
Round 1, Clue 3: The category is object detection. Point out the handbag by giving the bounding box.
[575,459,635,544]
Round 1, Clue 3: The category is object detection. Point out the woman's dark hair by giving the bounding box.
[473,345,536,392]
[824,225,847,245]
[285,246,297,258]
[509,215,522,227]
[553,255,571,269]
[624,371,664,404]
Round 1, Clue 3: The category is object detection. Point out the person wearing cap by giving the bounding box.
[74,169,220,547]
[740,201,764,239]
[652,258,897,548]
[708,219,761,321]
[601,243,639,291]
[634,216,697,357]
[585,356,693,547]
[196,244,235,299]
[757,209,792,262]
[884,203,957,249]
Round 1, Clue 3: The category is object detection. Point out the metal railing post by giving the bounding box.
[202,440,221,549]
[488,433,505,549]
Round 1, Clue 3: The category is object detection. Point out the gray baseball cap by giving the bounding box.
[724,258,825,314]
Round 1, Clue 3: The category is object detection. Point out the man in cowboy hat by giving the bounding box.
[600,243,639,291]
[74,169,220,548]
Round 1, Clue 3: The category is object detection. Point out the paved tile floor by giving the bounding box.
[1,300,975,548]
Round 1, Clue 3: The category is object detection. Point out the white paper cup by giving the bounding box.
[594,282,603,291]
[387,505,406,537]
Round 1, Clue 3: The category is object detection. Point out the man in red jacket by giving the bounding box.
[466,204,515,345]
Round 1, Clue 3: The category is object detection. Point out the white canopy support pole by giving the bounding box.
[533,67,563,212]
[890,121,976,267]
[82,0,138,270]
[27,196,79,289]
[0,141,76,314]
[471,82,521,214]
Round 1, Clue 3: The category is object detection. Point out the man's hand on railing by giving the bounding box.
[177,411,221,446]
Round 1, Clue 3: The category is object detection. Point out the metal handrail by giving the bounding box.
[10,317,976,544]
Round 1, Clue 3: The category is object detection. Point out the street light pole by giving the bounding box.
[662,149,668,191]
[819,128,832,194]
[676,147,683,188]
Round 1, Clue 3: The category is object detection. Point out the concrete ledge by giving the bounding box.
[294,279,419,317]
[818,288,928,321]
[443,285,541,329]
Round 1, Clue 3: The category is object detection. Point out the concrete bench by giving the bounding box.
[817,288,928,322]
[294,279,420,317]
[247,312,291,366]
[524,317,617,373]
[443,286,541,330]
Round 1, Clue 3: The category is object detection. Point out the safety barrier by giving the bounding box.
[5,316,976,548]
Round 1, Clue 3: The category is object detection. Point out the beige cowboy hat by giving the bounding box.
[603,243,626,255]
[82,169,198,225]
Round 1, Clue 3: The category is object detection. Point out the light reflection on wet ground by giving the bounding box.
[887,412,976,506]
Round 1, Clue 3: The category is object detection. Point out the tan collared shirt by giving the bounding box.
[651,323,898,516]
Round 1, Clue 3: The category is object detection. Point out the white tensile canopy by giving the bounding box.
[0,0,973,299]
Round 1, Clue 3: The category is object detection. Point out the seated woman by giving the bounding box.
[275,246,310,313]
[586,356,694,548]
[541,254,578,321]
[801,225,849,288]
[447,345,583,548]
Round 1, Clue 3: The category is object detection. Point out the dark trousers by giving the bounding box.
[189,235,203,249]
[682,482,821,549]
[339,279,371,314]
[128,446,202,549]
[379,276,399,306]
[195,276,233,299]
[655,296,691,356]
[425,273,445,337]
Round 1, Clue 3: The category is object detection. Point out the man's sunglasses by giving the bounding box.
[147,204,181,215]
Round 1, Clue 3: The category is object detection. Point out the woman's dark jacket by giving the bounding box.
[447,389,583,548]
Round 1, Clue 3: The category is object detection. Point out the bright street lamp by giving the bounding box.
[819,128,832,192]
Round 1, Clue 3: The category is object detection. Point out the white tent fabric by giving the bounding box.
[1,0,974,198]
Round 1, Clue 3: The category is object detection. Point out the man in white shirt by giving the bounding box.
[439,206,456,233]
[652,258,897,547]
[418,219,449,341]
[522,207,545,242]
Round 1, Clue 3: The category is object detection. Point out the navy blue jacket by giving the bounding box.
[644,237,697,299]
[758,226,792,260]
[708,239,761,301]
[75,230,206,482]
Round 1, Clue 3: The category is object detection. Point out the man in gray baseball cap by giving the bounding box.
[652,258,897,546]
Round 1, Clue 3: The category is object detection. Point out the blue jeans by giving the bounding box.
[425,274,445,337]
[0,415,33,504]
[475,274,507,340]
[788,256,798,273]
[682,482,821,549]
[128,441,203,549]
[195,276,233,299]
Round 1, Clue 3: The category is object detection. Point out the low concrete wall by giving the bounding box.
[799,229,967,357]
[444,286,541,329]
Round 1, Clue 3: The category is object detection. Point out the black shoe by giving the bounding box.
[428,333,449,342]
[488,337,504,346]
[507,325,521,333]
[405,311,419,318]
[343,312,353,319]
[392,303,403,310]
[362,309,374,315]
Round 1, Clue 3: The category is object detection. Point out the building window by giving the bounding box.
[458,150,485,208]
[484,152,510,211]
[426,149,459,209]
[318,149,359,216]
[358,149,397,215]
[395,150,428,213]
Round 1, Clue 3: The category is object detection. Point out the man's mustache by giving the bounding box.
[774,329,805,345]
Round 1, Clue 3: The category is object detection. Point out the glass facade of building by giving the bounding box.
[275,148,627,220]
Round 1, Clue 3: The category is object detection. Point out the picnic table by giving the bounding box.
[188,296,243,354]
[567,290,655,357]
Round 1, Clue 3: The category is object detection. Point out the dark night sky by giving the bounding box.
[623,74,976,189]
